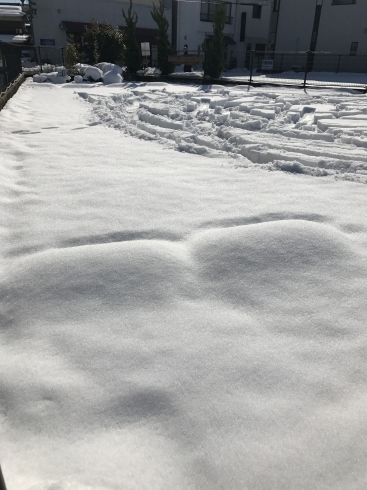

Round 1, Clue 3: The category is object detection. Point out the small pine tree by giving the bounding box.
[64,43,79,70]
[202,1,226,78]
[151,0,173,75]
[84,20,125,65]
[84,19,100,64]
[122,0,142,73]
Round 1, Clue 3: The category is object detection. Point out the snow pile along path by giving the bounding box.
[1,81,367,489]
[78,82,367,183]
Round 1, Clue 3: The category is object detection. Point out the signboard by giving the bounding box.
[141,42,150,57]
[40,39,55,46]
[262,59,273,70]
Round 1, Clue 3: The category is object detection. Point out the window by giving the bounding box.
[332,0,356,5]
[240,12,246,42]
[273,0,279,12]
[350,41,358,55]
[200,1,233,24]
[252,4,262,18]
[255,43,266,52]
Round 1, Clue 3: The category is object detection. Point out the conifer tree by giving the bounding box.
[122,0,142,73]
[84,20,125,64]
[202,1,226,78]
[64,43,79,70]
[151,0,173,75]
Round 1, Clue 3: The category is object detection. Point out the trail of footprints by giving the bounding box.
[82,86,367,183]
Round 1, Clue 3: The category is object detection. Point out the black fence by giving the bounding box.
[224,50,367,89]
[0,42,22,92]
[3,43,367,92]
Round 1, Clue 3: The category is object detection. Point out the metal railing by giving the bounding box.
[0,41,23,92]
[222,50,367,89]
[200,12,233,24]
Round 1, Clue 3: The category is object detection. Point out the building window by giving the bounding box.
[273,0,279,11]
[240,12,246,42]
[200,1,233,24]
[350,42,358,55]
[255,43,266,52]
[332,0,356,4]
[252,4,262,18]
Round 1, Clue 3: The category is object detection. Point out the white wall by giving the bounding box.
[275,0,367,55]
[32,0,170,48]
[275,0,316,52]
[317,1,367,54]
[227,4,271,69]
[176,0,236,54]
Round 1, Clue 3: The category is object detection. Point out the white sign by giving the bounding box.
[141,42,150,57]
[262,59,273,70]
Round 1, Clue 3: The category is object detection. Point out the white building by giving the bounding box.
[31,0,172,63]
[174,0,271,69]
[274,0,367,55]
[31,0,273,69]
[0,4,29,44]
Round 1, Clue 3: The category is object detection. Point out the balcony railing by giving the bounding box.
[200,13,233,24]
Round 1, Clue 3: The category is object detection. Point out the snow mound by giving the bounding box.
[33,72,70,84]
[74,63,89,76]
[32,74,48,83]
[73,75,84,84]
[9,241,196,315]
[190,220,356,309]
[96,62,123,75]
[102,70,123,85]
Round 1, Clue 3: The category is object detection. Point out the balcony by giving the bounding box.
[200,12,233,24]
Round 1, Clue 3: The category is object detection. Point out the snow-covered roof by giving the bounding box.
[0,5,26,17]
[0,33,29,43]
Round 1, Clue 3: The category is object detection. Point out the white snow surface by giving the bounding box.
[1,79,367,490]
[75,80,367,182]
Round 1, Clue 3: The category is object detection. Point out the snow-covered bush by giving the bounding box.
[75,63,89,76]
[98,63,123,75]
[84,66,103,81]
[74,75,85,83]
[102,70,123,84]
[32,72,71,84]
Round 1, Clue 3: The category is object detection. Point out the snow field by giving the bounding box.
[75,81,367,182]
[1,80,367,489]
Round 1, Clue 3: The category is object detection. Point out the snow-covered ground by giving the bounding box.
[80,80,367,183]
[1,79,367,490]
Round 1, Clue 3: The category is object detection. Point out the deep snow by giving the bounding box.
[0,80,367,490]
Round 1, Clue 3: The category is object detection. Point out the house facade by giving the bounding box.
[31,0,172,63]
[173,0,271,69]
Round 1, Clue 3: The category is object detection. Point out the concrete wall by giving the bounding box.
[32,0,170,48]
